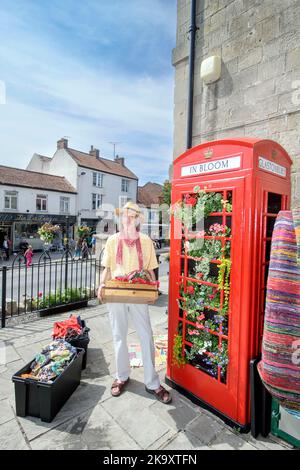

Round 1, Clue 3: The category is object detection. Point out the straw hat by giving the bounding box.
[115,201,142,218]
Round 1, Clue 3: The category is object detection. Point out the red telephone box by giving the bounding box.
[166,138,292,430]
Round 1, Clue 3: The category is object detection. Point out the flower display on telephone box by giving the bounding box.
[38,223,60,244]
[172,188,232,382]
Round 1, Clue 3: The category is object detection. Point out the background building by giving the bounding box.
[0,165,76,250]
[173,0,300,206]
[27,138,138,233]
[138,182,169,243]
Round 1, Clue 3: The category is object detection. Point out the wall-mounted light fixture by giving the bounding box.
[200,56,221,84]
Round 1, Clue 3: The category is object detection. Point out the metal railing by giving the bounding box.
[1,249,104,328]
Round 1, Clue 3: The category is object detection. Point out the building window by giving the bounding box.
[60,197,70,213]
[4,191,18,210]
[121,179,129,192]
[36,194,47,211]
[93,172,103,188]
[92,193,102,210]
[119,196,131,208]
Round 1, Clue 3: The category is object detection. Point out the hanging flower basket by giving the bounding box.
[77,225,90,238]
[38,223,60,244]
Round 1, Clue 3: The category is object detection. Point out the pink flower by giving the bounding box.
[197,314,205,321]
[38,292,43,298]
[188,329,199,336]
[209,223,227,235]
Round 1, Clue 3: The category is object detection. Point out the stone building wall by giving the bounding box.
[173,0,300,206]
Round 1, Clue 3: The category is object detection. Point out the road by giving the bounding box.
[0,254,169,306]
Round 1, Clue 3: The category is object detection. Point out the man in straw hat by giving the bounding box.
[98,201,172,404]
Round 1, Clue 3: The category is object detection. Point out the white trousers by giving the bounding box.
[107,302,160,390]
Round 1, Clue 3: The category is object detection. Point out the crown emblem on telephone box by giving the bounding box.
[204,148,213,159]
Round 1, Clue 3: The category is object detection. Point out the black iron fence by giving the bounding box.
[1,249,104,328]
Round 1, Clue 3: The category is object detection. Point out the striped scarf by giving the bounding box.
[116,232,143,271]
[258,210,300,411]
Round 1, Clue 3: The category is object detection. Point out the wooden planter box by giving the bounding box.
[102,280,158,304]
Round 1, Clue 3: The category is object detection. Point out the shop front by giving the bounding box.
[0,213,76,251]
[80,218,102,235]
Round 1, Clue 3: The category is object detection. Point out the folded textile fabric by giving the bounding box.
[52,315,82,339]
[258,210,300,412]
[21,339,77,383]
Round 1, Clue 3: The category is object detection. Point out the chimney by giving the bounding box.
[89,145,100,159]
[57,137,68,149]
[115,154,125,166]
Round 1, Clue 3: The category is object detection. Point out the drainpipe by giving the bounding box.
[186,0,198,150]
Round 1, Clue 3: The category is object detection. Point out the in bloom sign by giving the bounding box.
[181,155,241,177]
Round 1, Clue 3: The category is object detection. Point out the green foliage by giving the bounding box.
[172,332,187,367]
[162,180,172,206]
[217,258,231,313]
[35,287,88,310]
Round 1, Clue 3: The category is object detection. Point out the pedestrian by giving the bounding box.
[81,239,89,259]
[91,233,96,255]
[74,238,82,258]
[98,201,171,404]
[3,235,10,260]
[24,245,33,267]
[19,234,29,255]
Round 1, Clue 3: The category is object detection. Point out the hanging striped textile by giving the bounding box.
[258,210,300,412]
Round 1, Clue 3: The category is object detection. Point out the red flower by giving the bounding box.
[196,272,203,278]
[184,195,197,206]
[197,314,205,321]
[186,286,195,294]
[38,292,43,298]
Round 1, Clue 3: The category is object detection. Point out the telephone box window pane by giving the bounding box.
[180,257,185,276]
[209,262,219,279]
[204,215,223,232]
[266,216,276,237]
[187,258,196,276]
[267,193,282,214]
[264,264,269,284]
[265,240,271,261]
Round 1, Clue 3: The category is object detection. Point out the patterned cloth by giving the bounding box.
[21,339,77,383]
[258,210,300,411]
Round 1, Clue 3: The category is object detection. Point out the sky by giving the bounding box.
[0,0,177,186]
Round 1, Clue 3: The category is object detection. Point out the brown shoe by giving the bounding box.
[145,385,172,404]
[111,378,130,397]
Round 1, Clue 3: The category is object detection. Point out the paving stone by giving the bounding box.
[1,344,21,364]
[16,379,109,441]
[0,358,26,381]
[102,386,171,449]
[209,428,258,450]
[186,413,225,445]
[15,342,45,365]
[150,392,199,432]
[30,405,140,450]
[0,419,30,450]
[163,430,211,450]
[0,377,15,400]
[0,398,15,425]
